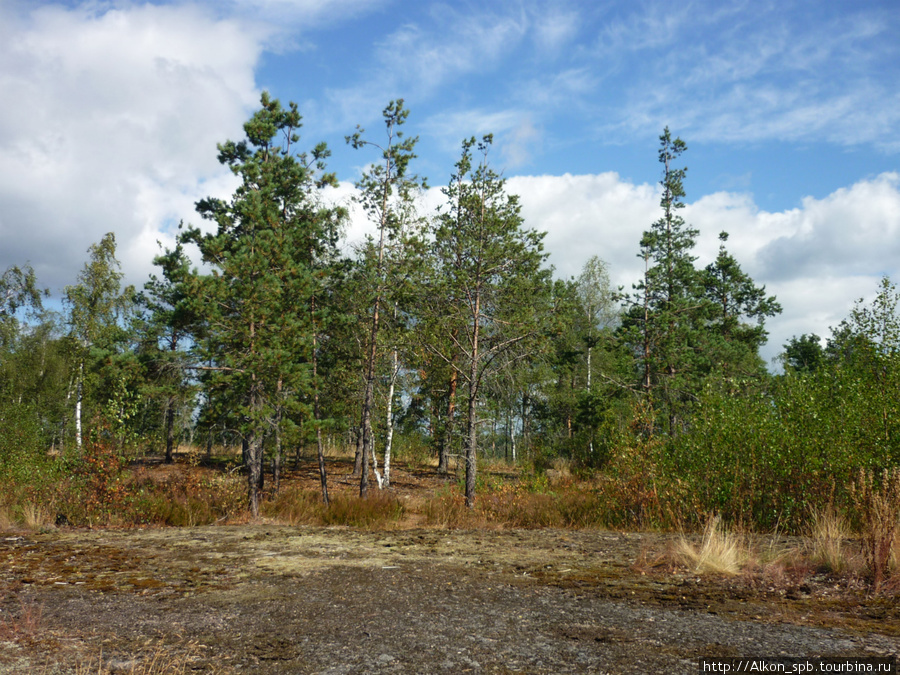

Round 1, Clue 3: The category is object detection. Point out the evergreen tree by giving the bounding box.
[782,334,824,373]
[700,231,781,377]
[621,128,704,435]
[135,243,198,463]
[178,92,344,516]
[424,135,551,506]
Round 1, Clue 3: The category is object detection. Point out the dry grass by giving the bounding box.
[265,488,406,529]
[0,504,15,530]
[0,594,43,641]
[676,516,747,575]
[0,502,54,532]
[22,502,53,531]
[849,468,900,590]
[74,647,232,674]
[809,507,853,574]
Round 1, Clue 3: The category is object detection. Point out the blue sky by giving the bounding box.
[1,0,899,365]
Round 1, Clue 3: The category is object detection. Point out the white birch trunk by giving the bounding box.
[383,341,398,488]
[75,360,84,451]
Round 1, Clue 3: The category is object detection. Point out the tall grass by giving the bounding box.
[849,468,900,590]
[676,516,747,575]
[809,507,853,574]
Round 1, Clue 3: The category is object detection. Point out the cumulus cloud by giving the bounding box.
[0,2,264,290]
[755,173,900,281]
[506,172,900,365]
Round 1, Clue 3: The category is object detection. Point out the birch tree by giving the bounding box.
[64,233,134,451]
[346,100,425,495]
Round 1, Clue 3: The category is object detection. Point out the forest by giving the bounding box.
[2,93,898,552]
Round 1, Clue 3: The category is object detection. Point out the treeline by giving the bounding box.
[1,94,898,529]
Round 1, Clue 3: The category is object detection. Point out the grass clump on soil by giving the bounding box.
[676,516,747,575]
[74,648,232,675]
[809,506,854,574]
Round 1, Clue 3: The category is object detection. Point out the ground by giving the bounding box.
[1,460,898,673]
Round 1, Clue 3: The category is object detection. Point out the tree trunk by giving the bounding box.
[383,341,398,488]
[464,380,478,508]
[164,397,175,464]
[438,370,457,474]
[273,420,282,494]
[353,427,364,477]
[75,360,84,451]
[359,315,379,497]
[312,315,329,505]
[247,431,263,518]
[465,312,480,508]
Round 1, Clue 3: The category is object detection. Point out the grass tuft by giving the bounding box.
[809,507,853,574]
[677,515,746,575]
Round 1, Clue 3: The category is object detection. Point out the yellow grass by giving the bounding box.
[22,502,52,531]
[677,516,746,575]
[810,507,853,574]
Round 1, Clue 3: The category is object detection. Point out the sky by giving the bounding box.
[1,0,899,366]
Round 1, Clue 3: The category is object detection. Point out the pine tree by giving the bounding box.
[621,128,704,435]
[700,231,781,377]
[135,243,197,464]
[179,92,344,516]
[424,135,551,506]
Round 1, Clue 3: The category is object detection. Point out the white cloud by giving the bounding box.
[423,108,524,154]
[755,173,900,280]
[0,2,264,290]
[506,171,900,365]
[221,0,387,27]
[508,172,658,286]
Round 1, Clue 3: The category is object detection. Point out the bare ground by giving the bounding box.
[1,460,899,673]
[2,524,899,674]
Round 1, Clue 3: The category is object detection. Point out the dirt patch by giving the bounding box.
[1,524,898,674]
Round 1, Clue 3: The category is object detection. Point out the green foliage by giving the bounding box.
[135,243,199,463]
[619,128,705,434]
[659,278,900,531]
[699,231,781,377]
[0,402,61,504]
[345,99,427,494]
[782,333,824,373]
[179,91,345,515]
[0,264,46,348]
[64,233,137,452]
[423,134,553,505]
